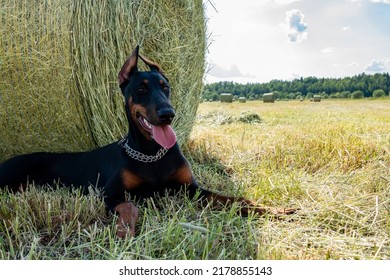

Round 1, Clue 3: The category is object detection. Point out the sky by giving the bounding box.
[204,0,390,84]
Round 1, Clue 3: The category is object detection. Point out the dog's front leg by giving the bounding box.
[169,161,297,217]
[113,202,139,238]
[189,182,296,217]
[104,178,139,238]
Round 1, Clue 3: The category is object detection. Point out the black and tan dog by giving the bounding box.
[0,46,294,237]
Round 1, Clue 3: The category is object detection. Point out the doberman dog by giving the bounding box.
[0,46,294,238]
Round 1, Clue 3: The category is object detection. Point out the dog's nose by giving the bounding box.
[157,108,175,124]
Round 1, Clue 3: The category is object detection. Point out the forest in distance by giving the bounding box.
[203,72,390,101]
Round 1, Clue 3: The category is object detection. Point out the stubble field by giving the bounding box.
[188,99,389,259]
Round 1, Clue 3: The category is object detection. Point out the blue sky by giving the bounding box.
[205,0,390,83]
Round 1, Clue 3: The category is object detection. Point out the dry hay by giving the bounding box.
[197,111,261,126]
[0,0,206,161]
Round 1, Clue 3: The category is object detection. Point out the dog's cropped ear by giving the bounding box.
[118,45,139,86]
[138,54,167,80]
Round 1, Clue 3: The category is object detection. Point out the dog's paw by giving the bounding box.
[274,207,299,215]
[114,202,139,238]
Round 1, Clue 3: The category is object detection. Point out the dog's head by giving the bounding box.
[118,46,176,149]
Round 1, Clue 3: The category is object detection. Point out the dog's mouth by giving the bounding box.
[138,115,153,134]
[137,115,177,149]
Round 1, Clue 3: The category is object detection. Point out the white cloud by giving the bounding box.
[370,0,390,4]
[349,62,360,67]
[352,0,390,3]
[321,47,335,54]
[365,60,386,72]
[342,26,351,31]
[206,63,258,83]
[333,62,359,68]
[284,9,308,43]
[208,64,244,78]
[274,0,301,4]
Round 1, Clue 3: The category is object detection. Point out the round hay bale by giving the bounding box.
[263,93,275,103]
[220,93,233,103]
[313,95,322,102]
[238,97,247,103]
[0,0,205,160]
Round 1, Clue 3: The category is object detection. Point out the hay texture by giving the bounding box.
[0,0,206,161]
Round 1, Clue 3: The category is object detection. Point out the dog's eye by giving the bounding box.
[162,85,169,92]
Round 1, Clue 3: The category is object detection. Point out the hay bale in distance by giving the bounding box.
[239,97,247,103]
[0,0,206,160]
[313,95,322,102]
[263,93,275,103]
[220,93,233,103]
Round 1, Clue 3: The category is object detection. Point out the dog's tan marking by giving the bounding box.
[121,169,144,191]
[128,97,152,140]
[170,163,193,185]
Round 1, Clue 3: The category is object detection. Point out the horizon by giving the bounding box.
[205,71,390,85]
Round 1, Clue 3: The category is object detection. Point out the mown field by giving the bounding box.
[0,99,389,259]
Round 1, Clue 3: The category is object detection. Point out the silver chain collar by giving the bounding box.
[118,136,168,163]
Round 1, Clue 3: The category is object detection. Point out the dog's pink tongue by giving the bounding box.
[152,125,177,149]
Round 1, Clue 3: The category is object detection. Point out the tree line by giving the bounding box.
[203,73,390,101]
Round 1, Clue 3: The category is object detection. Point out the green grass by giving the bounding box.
[1,99,389,259]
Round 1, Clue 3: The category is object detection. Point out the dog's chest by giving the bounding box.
[120,160,193,193]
